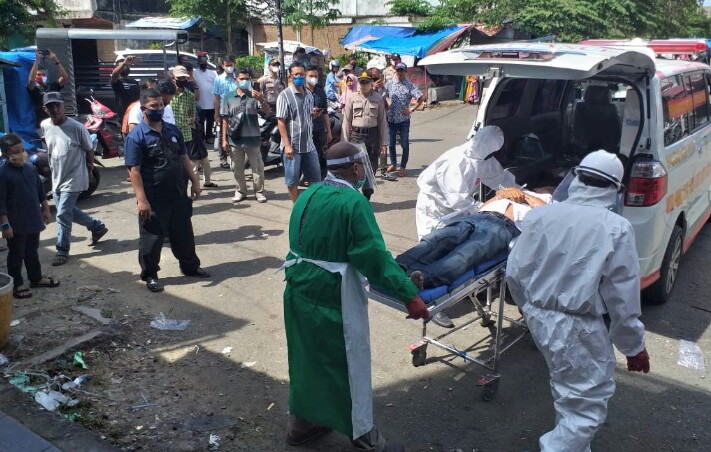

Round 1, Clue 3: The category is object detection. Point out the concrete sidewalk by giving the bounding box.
[0,410,60,452]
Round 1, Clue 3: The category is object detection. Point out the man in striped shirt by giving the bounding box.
[276,62,323,203]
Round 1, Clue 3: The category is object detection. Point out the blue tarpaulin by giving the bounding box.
[0,51,39,142]
[341,25,467,58]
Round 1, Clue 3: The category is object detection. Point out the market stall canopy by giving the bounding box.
[0,51,38,141]
[341,25,469,58]
[126,17,202,30]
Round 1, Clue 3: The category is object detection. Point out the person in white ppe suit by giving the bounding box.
[506,150,650,452]
[415,125,516,241]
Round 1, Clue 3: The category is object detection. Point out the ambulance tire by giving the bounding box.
[644,225,682,305]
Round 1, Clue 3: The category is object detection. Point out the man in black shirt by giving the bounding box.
[28,49,68,128]
[111,56,141,123]
[305,66,332,179]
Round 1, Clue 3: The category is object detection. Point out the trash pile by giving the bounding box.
[2,351,93,420]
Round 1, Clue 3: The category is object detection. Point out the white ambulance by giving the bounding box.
[420,43,711,304]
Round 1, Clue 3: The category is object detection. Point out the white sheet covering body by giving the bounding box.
[506,177,646,452]
[415,126,517,239]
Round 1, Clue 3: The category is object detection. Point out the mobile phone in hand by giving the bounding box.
[41,50,50,57]
[253,81,261,91]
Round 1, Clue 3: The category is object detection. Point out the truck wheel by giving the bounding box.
[78,167,101,200]
[643,225,682,305]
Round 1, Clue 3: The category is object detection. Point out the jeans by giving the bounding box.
[388,119,410,169]
[396,212,520,288]
[7,232,42,288]
[54,191,104,256]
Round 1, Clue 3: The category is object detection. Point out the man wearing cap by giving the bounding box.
[347,56,363,77]
[383,53,401,82]
[111,56,141,124]
[40,92,108,266]
[325,60,341,102]
[384,63,425,177]
[342,69,387,200]
[258,59,286,113]
[281,141,428,452]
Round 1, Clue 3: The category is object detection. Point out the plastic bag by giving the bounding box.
[150,312,191,331]
[35,390,69,411]
[0,353,8,366]
[678,340,706,371]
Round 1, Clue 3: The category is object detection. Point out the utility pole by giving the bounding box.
[276,0,286,82]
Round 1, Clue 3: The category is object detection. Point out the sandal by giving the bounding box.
[30,276,60,288]
[203,182,218,188]
[13,285,32,299]
[52,254,68,266]
[386,165,396,172]
[398,168,407,177]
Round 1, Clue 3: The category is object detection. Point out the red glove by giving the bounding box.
[626,348,650,373]
[405,295,429,320]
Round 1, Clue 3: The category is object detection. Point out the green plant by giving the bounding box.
[235,54,266,77]
[387,0,433,17]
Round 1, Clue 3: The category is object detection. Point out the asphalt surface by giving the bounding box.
[3,101,711,451]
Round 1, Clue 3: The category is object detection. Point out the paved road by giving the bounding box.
[8,102,711,451]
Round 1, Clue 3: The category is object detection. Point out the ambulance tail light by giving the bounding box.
[625,160,667,207]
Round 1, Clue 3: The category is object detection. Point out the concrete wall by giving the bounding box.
[253,23,356,56]
[335,0,438,17]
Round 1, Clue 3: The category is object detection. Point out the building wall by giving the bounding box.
[253,23,357,56]
[335,0,437,17]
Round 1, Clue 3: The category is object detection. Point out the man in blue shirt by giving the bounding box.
[124,88,210,292]
[325,60,341,102]
[384,63,425,177]
[213,55,239,169]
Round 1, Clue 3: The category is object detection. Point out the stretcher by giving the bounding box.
[367,204,528,401]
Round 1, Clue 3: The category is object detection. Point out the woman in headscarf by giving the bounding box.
[339,74,358,112]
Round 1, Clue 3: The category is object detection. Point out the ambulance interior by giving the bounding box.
[481,77,643,190]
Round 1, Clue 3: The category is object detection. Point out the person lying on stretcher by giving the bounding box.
[397,187,551,327]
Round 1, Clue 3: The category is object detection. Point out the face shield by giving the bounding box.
[326,144,377,191]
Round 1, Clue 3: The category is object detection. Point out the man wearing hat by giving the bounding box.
[384,62,425,177]
[40,92,108,266]
[325,60,341,102]
[342,69,388,200]
[383,53,401,83]
[258,58,286,113]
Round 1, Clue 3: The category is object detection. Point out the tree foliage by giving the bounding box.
[0,0,64,49]
[397,0,711,41]
[282,0,340,45]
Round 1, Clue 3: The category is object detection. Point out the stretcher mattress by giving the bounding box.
[417,254,507,304]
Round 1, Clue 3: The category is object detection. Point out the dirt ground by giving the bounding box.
[2,102,711,451]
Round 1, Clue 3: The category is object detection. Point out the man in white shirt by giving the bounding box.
[193,52,217,142]
[127,79,176,132]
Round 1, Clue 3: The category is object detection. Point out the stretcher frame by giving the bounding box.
[367,263,527,400]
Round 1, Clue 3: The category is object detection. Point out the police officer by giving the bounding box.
[124,88,210,293]
[258,58,286,112]
[342,69,388,200]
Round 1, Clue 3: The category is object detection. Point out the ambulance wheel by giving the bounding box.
[644,225,682,305]
[481,380,499,402]
[411,347,427,367]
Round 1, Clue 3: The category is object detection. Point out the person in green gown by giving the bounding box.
[282,142,429,451]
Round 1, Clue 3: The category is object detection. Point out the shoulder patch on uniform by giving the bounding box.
[171,137,178,143]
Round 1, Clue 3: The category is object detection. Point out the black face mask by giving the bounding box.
[175,79,187,89]
[120,68,130,77]
[198,62,207,69]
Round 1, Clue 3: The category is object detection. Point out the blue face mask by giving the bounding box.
[238,80,251,90]
[354,178,366,190]
[145,108,164,122]
[293,75,306,87]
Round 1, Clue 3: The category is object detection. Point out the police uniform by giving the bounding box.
[124,121,201,281]
[259,74,286,112]
[342,76,388,199]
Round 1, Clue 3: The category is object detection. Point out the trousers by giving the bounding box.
[351,127,380,199]
[54,191,104,256]
[7,232,42,288]
[191,157,212,184]
[138,195,200,280]
[396,212,519,288]
[388,119,410,169]
[229,145,264,195]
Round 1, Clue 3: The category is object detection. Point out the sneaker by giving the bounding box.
[232,193,246,203]
[255,193,267,203]
[90,227,109,246]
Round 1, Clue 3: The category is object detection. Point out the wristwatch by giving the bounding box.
[1,223,10,231]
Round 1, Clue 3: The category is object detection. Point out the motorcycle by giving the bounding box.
[245,113,283,170]
[83,96,124,160]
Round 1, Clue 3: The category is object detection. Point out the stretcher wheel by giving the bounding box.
[411,346,427,367]
[480,314,494,328]
[481,380,499,401]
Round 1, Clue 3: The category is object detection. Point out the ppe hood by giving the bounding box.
[466,125,504,159]
[419,43,656,79]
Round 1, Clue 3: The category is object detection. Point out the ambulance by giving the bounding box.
[419,43,711,304]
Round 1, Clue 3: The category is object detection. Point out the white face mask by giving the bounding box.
[270,66,279,74]
[224,66,234,75]
[306,77,318,87]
